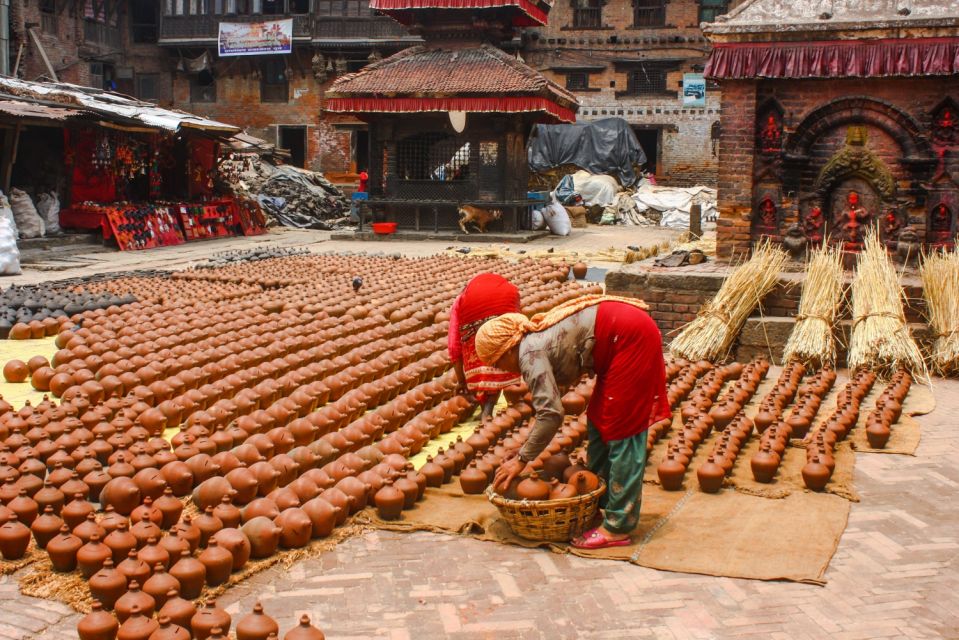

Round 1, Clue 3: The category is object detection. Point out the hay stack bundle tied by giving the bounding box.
[848,231,927,378]
[920,247,959,374]
[782,245,844,368]
[670,240,787,362]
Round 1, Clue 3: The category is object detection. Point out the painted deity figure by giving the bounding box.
[759,114,782,153]
[804,206,824,244]
[935,108,958,146]
[758,196,777,228]
[882,210,902,238]
[930,203,954,246]
[838,191,870,249]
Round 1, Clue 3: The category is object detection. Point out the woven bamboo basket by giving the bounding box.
[486,481,607,542]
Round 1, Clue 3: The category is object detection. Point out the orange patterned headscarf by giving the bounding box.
[475,294,648,365]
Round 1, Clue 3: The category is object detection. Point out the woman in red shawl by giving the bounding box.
[448,273,522,419]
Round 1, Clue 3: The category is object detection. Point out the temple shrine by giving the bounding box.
[703,0,959,263]
[325,0,577,232]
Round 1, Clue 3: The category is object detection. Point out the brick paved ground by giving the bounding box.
[16,377,959,640]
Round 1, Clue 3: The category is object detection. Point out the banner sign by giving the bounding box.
[682,73,706,108]
[218,19,293,57]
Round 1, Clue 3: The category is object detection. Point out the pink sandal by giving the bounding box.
[570,527,631,550]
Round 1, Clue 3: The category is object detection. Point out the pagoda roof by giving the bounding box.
[325,44,578,123]
[370,0,553,27]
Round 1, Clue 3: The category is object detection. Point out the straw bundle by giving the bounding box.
[920,247,959,374]
[782,245,844,368]
[848,231,928,378]
[670,240,788,362]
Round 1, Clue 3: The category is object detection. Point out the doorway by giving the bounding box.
[279,126,307,167]
[352,129,369,173]
[632,127,660,176]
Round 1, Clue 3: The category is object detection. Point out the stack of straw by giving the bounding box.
[670,239,787,362]
[848,231,928,378]
[920,247,959,374]
[782,245,844,368]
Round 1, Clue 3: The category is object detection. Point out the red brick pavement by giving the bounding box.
[16,379,959,640]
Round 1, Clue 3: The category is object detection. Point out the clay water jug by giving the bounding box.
[657,453,686,492]
[77,533,112,577]
[236,602,279,640]
[116,604,158,640]
[301,497,338,538]
[241,517,282,558]
[696,456,725,493]
[284,614,326,640]
[168,552,206,600]
[274,508,312,549]
[198,538,233,586]
[516,472,550,501]
[89,558,127,610]
[170,516,201,553]
[143,563,180,610]
[191,600,232,640]
[158,590,196,631]
[77,600,119,640]
[30,505,63,549]
[458,463,488,495]
[373,479,404,520]
[750,442,780,484]
[149,616,190,640]
[802,456,831,492]
[115,580,155,623]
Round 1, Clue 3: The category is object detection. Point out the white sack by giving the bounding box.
[0,217,21,275]
[530,207,547,231]
[35,192,61,235]
[570,170,619,207]
[543,202,571,236]
[9,188,44,238]
[0,193,16,237]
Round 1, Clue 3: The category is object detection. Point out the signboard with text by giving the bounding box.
[218,19,293,57]
[682,73,706,108]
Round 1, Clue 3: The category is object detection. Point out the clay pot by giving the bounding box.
[77,600,119,640]
[301,497,338,538]
[211,528,251,571]
[459,463,488,495]
[137,536,170,570]
[115,580,155,623]
[284,614,326,640]
[274,508,312,549]
[236,602,279,640]
[802,456,831,492]
[117,549,152,586]
[191,600,232,640]
[159,462,194,497]
[192,477,234,511]
[30,505,64,549]
[143,564,180,610]
[373,479,404,520]
[213,496,242,529]
[225,466,259,505]
[750,442,780,484]
[158,590,197,632]
[170,517,201,554]
[198,538,233,586]
[866,418,891,449]
[560,391,586,416]
[89,558,127,610]
[419,457,445,488]
[47,523,83,571]
[516,472,550,501]
[116,604,158,640]
[567,470,601,495]
[154,488,184,529]
[241,517,282,559]
[657,454,686,492]
[696,456,726,493]
[149,616,190,640]
[548,480,577,500]
[100,477,141,516]
[572,261,588,279]
[194,506,223,548]
[168,552,206,600]
[241,498,280,523]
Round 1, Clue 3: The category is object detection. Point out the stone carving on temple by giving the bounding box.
[932,104,959,148]
[881,208,904,249]
[802,206,825,245]
[782,223,808,257]
[755,195,779,231]
[757,112,783,154]
[928,202,956,248]
[836,191,870,251]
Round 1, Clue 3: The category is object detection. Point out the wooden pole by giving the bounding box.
[690,203,702,240]
[3,123,23,193]
[28,28,58,82]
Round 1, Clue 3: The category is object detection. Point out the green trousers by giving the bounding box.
[586,421,648,535]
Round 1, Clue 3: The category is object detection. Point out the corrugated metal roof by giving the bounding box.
[0,77,240,134]
[0,99,86,121]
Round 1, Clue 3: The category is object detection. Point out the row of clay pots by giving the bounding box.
[864,369,912,448]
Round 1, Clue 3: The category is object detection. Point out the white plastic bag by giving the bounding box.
[0,192,16,237]
[530,207,547,231]
[35,192,61,235]
[542,202,571,236]
[9,188,44,238]
[0,217,21,275]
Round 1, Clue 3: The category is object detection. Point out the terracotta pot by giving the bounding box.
[301,497,338,538]
[236,602,279,640]
[192,477,234,512]
[158,590,197,632]
[168,552,206,600]
[284,614,326,640]
[696,455,726,493]
[194,506,223,548]
[116,604,158,640]
[159,462,194,497]
[459,463,488,495]
[169,517,201,554]
[154,488,184,530]
[241,517,282,559]
[516,472,550,500]
[104,521,138,564]
[30,505,63,549]
[142,564,180,610]
[115,580,155,623]
[89,558,127,610]
[117,549,152,586]
[100,477,141,516]
[198,539,233,586]
[657,454,686,492]
[802,456,831,492]
[149,616,190,640]
[190,600,232,640]
[750,443,780,484]
[47,523,82,571]
[137,536,170,570]
[77,600,119,640]
[77,533,112,577]
[211,528,251,571]
[274,508,312,549]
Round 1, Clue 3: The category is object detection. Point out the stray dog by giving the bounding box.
[458,204,502,234]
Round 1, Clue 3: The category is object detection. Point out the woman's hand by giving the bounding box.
[493,454,526,493]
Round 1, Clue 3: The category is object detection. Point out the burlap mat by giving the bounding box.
[848,381,934,455]
[358,482,848,585]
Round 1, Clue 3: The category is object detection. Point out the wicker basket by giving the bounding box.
[486,481,607,542]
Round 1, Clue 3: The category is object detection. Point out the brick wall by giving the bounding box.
[716,75,959,260]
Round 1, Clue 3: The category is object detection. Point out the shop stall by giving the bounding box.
[0,77,266,250]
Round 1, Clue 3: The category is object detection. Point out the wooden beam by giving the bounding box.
[27,28,58,81]
[2,123,22,193]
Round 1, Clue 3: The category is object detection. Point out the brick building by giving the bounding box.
[523,0,742,186]
[704,0,959,262]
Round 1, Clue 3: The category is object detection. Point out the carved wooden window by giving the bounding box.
[41,0,57,34]
[572,0,602,29]
[131,0,158,42]
[633,0,665,27]
[315,0,373,16]
[699,0,728,23]
[260,58,289,103]
[625,64,668,96]
[565,72,589,91]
